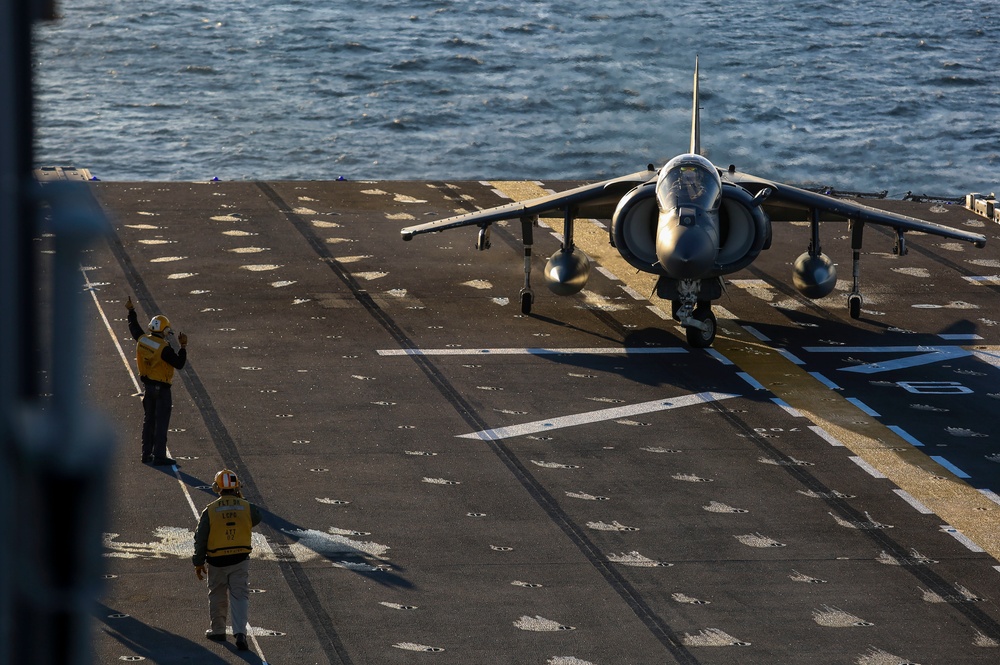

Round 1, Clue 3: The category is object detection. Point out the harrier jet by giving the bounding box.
[401,59,986,347]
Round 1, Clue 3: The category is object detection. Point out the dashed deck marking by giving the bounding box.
[981,490,1000,507]
[647,305,670,320]
[736,372,765,390]
[808,426,845,447]
[621,284,645,300]
[849,457,888,479]
[596,266,618,281]
[775,349,805,365]
[458,392,739,441]
[941,526,985,553]
[846,398,880,417]
[771,398,803,418]
[808,372,842,390]
[893,489,934,514]
[743,326,770,342]
[887,425,924,447]
[930,456,972,479]
[705,349,733,365]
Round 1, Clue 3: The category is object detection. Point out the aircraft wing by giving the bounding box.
[725,170,986,247]
[401,169,655,241]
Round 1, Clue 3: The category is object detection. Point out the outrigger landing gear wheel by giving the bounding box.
[848,293,863,319]
[520,289,533,315]
[685,307,717,348]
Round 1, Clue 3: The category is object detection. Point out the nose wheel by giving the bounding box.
[685,306,717,348]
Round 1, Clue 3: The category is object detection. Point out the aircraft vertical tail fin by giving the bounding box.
[690,56,701,156]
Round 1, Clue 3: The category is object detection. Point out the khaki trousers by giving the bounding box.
[206,558,250,635]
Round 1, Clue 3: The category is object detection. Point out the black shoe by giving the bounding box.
[141,455,153,464]
[205,630,226,642]
[234,633,249,651]
[152,456,176,466]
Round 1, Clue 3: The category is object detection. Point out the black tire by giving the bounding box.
[848,294,862,319]
[520,291,533,315]
[685,307,717,348]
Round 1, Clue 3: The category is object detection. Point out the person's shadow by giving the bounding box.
[96,602,262,662]
[173,472,413,589]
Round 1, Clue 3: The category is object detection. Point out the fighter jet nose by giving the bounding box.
[656,224,717,279]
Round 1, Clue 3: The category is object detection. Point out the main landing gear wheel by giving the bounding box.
[848,293,863,319]
[685,307,717,348]
[520,289,533,315]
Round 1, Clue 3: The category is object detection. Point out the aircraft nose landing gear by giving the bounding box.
[686,305,717,348]
[674,279,717,348]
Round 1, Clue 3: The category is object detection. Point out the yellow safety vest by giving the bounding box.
[136,334,175,384]
[206,496,254,558]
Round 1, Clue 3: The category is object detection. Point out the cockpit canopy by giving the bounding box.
[656,154,722,213]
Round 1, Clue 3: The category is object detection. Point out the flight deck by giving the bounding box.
[78,179,1000,664]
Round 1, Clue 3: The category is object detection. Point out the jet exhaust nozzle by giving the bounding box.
[544,247,591,296]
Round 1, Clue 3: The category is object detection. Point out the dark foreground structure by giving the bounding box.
[2,4,116,665]
[77,178,1000,664]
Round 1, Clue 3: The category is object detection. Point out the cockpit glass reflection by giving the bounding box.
[657,158,721,211]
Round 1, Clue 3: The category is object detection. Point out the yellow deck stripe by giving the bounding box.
[490,180,1000,561]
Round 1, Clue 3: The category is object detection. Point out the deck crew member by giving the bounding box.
[126,296,187,466]
[192,469,262,650]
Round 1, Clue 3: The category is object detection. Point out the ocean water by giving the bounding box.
[33,0,1000,195]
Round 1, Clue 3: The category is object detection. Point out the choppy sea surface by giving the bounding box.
[33,0,1000,195]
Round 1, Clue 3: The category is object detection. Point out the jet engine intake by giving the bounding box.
[610,180,771,279]
[713,183,772,274]
[610,181,664,274]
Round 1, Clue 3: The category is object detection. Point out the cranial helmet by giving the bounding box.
[213,469,240,493]
[148,315,171,334]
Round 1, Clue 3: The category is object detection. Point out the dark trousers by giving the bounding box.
[141,381,172,459]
